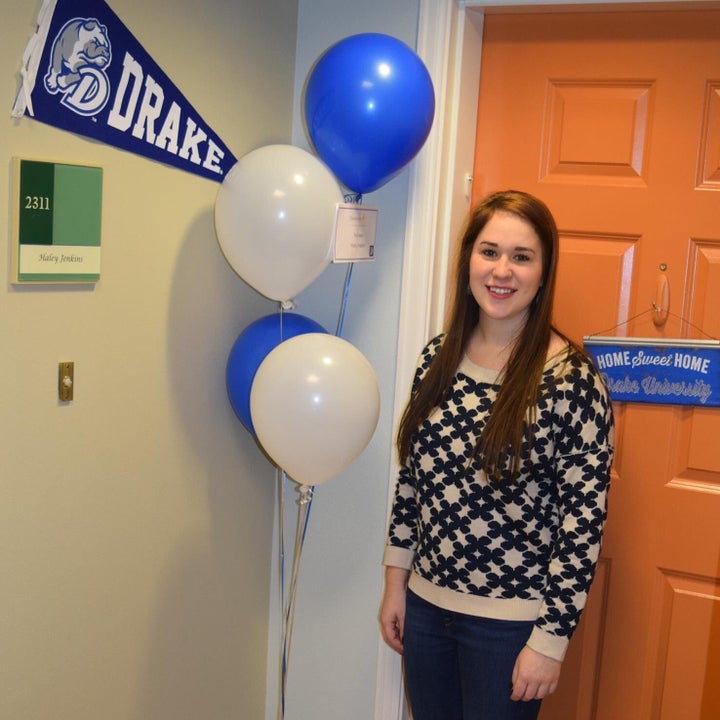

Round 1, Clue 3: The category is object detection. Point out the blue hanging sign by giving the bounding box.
[11,0,237,182]
[584,336,720,407]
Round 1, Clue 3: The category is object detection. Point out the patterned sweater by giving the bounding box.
[384,335,614,661]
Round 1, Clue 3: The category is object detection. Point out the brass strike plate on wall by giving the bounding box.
[58,361,74,401]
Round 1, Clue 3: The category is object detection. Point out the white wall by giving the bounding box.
[1,1,298,718]
[264,2,422,719]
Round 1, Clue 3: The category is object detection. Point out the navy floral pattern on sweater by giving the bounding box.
[384,335,614,661]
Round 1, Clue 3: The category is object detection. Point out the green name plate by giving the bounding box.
[13,158,103,283]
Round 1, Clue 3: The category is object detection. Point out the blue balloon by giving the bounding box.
[226,313,327,435]
[304,33,435,195]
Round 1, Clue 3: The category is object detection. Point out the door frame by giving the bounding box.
[374,0,719,717]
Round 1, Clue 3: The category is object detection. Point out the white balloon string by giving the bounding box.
[277,469,287,720]
[280,483,315,717]
[277,310,287,716]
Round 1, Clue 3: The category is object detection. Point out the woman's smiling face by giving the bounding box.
[468,210,544,332]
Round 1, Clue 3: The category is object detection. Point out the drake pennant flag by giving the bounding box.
[12,0,237,182]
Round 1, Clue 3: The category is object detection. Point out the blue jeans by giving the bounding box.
[403,590,542,720]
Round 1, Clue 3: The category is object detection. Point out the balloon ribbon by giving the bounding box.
[278,473,314,719]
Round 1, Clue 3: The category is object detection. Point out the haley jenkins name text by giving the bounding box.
[38,252,85,265]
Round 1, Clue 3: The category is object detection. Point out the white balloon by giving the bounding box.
[215,145,342,301]
[250,333,381,486]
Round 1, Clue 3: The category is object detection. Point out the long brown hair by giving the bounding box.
[397,190,570,483]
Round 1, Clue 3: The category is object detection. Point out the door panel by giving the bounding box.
[473,10,720,720]
[540,80,653,186]
[553,232,637,342]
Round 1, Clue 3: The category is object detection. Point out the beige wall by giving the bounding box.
[1,1,298,718]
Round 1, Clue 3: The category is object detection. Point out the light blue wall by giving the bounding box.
[264,1,421,719]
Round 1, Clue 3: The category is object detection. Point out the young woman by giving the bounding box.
[379,190,614,720]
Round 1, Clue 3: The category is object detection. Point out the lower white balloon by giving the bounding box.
[250,333,381,486]
[214,144,343,302]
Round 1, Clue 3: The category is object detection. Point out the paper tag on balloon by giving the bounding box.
[332,203,378,263]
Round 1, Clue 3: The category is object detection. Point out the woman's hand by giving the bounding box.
[511,645,562,701]
[379,566,410,654]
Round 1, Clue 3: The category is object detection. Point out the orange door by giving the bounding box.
[473,10,720,720]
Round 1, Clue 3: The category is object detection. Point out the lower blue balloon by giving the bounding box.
[226,313,327,435]
[304,33,435,195]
